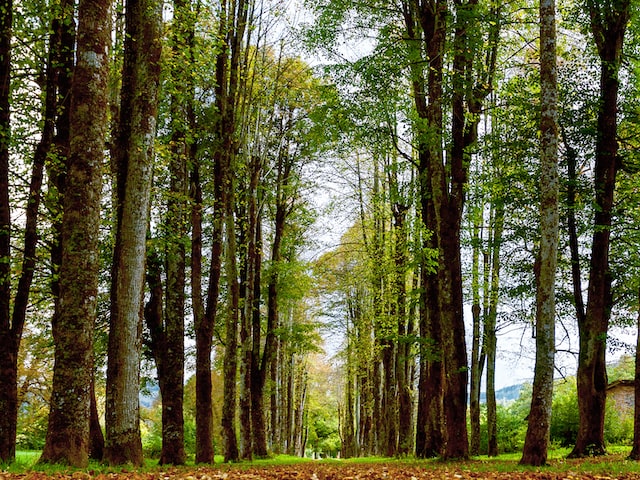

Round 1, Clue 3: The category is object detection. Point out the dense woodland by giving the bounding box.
[0,0,640,470]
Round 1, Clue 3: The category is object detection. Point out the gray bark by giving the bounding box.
[520,0,559,465]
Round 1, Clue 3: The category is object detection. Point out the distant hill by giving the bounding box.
[140,383,160,409]
[479,383,523,404]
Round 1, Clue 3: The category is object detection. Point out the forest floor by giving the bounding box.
[4,454,640,480]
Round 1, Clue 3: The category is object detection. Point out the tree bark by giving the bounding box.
[89,371,105,460]
[569,0,630,458]
[520,0,559,465]
[149,0,194,460]
[0,0,13,462]
[485,199,504,457]
[392,201,412,456]
[402,0,446,459]
[0,0,57,458]
[628,287,640,460]
[105,0,162,465]
[469,216,483,456]
[195,158,222,463]
[40,0,110,465]
[238,155,261,460]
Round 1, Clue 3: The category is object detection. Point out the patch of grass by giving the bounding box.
[1,451,40,472]
[7,447,640,477]
[251,454,313,465]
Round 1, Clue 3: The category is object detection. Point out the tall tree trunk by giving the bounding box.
[89,370,105,460]
[263,149,293,455]
[569,0,630,458]
[0,0,13,462]
[562,132,587,327]
[341,337,357,458]
[415,251,444,458]
[250,221,267,457]
[628,287,640,460]
[105,0,162,464]
[221,186,241,462]
[40,0,110,465]
[0,0,58,457]
[238,155,261,460]
[520,0,559,465]
[152,0,194,458]
[214,0,248,462]
[485,200,504,457]
[195,136,223,465]
[270,334,281,453]
[392,201,412,456]
[469,211,483,456]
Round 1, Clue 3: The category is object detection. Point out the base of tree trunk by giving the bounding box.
[104,436,144,467]
[567,444,607,458]
[40,435,89,468]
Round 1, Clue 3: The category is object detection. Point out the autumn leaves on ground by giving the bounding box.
[5,455,640,480]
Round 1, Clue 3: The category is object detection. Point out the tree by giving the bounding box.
[520,0,559,466]
[214,0,250,462]
[630,288,640,459]
[403,0,497,458]
[39,0,111,465]
[569,0,631,458]
[142,0,196,466]
[0,0,13,462]
[104,0,162,465]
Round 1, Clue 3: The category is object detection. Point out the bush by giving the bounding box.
[141,405,163,458]
[604,397,634,445]
[16,401,48,450]
[550,378,579,447]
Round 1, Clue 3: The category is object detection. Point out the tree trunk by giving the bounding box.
[569,0,630,458]
[628,288,640,460]
[195,143,223,464]
[238,156,260,460]
[415,254,444,458]
[270,334,281,453]
[563,132,586,327]
[153,0,194,457]
[214,0,248,462]
[469,215,483,456]
[263,150,293,455]
[105,0,162,465]
[39,0,110,465]
[0,0,13,463]
[2,0,58,457]
[486,200,504,457]
[392,202,412,456]
[520,0,559,465]
[89,371,105,460]
[342,341,357,458]
[222,189,240,462]
[250,221,267,458]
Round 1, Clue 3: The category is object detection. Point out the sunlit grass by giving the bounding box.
[6,448,640,476]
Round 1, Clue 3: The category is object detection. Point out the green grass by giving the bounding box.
[6,448,640,476]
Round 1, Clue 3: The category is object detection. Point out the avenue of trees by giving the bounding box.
[1,0,639,470]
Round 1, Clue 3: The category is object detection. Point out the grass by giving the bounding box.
[6,448,640,477]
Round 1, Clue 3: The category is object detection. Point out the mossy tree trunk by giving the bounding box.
[39,0,110,466]
[0,0,14,461]
[105,0,162,465]
[520,0,559,466]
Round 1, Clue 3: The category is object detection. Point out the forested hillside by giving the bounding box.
[0,0,639,470]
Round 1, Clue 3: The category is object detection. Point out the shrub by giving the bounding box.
[604,396,634,445]
[550,378,579,447]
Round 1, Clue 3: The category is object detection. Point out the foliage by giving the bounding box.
[550,379,579,448]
